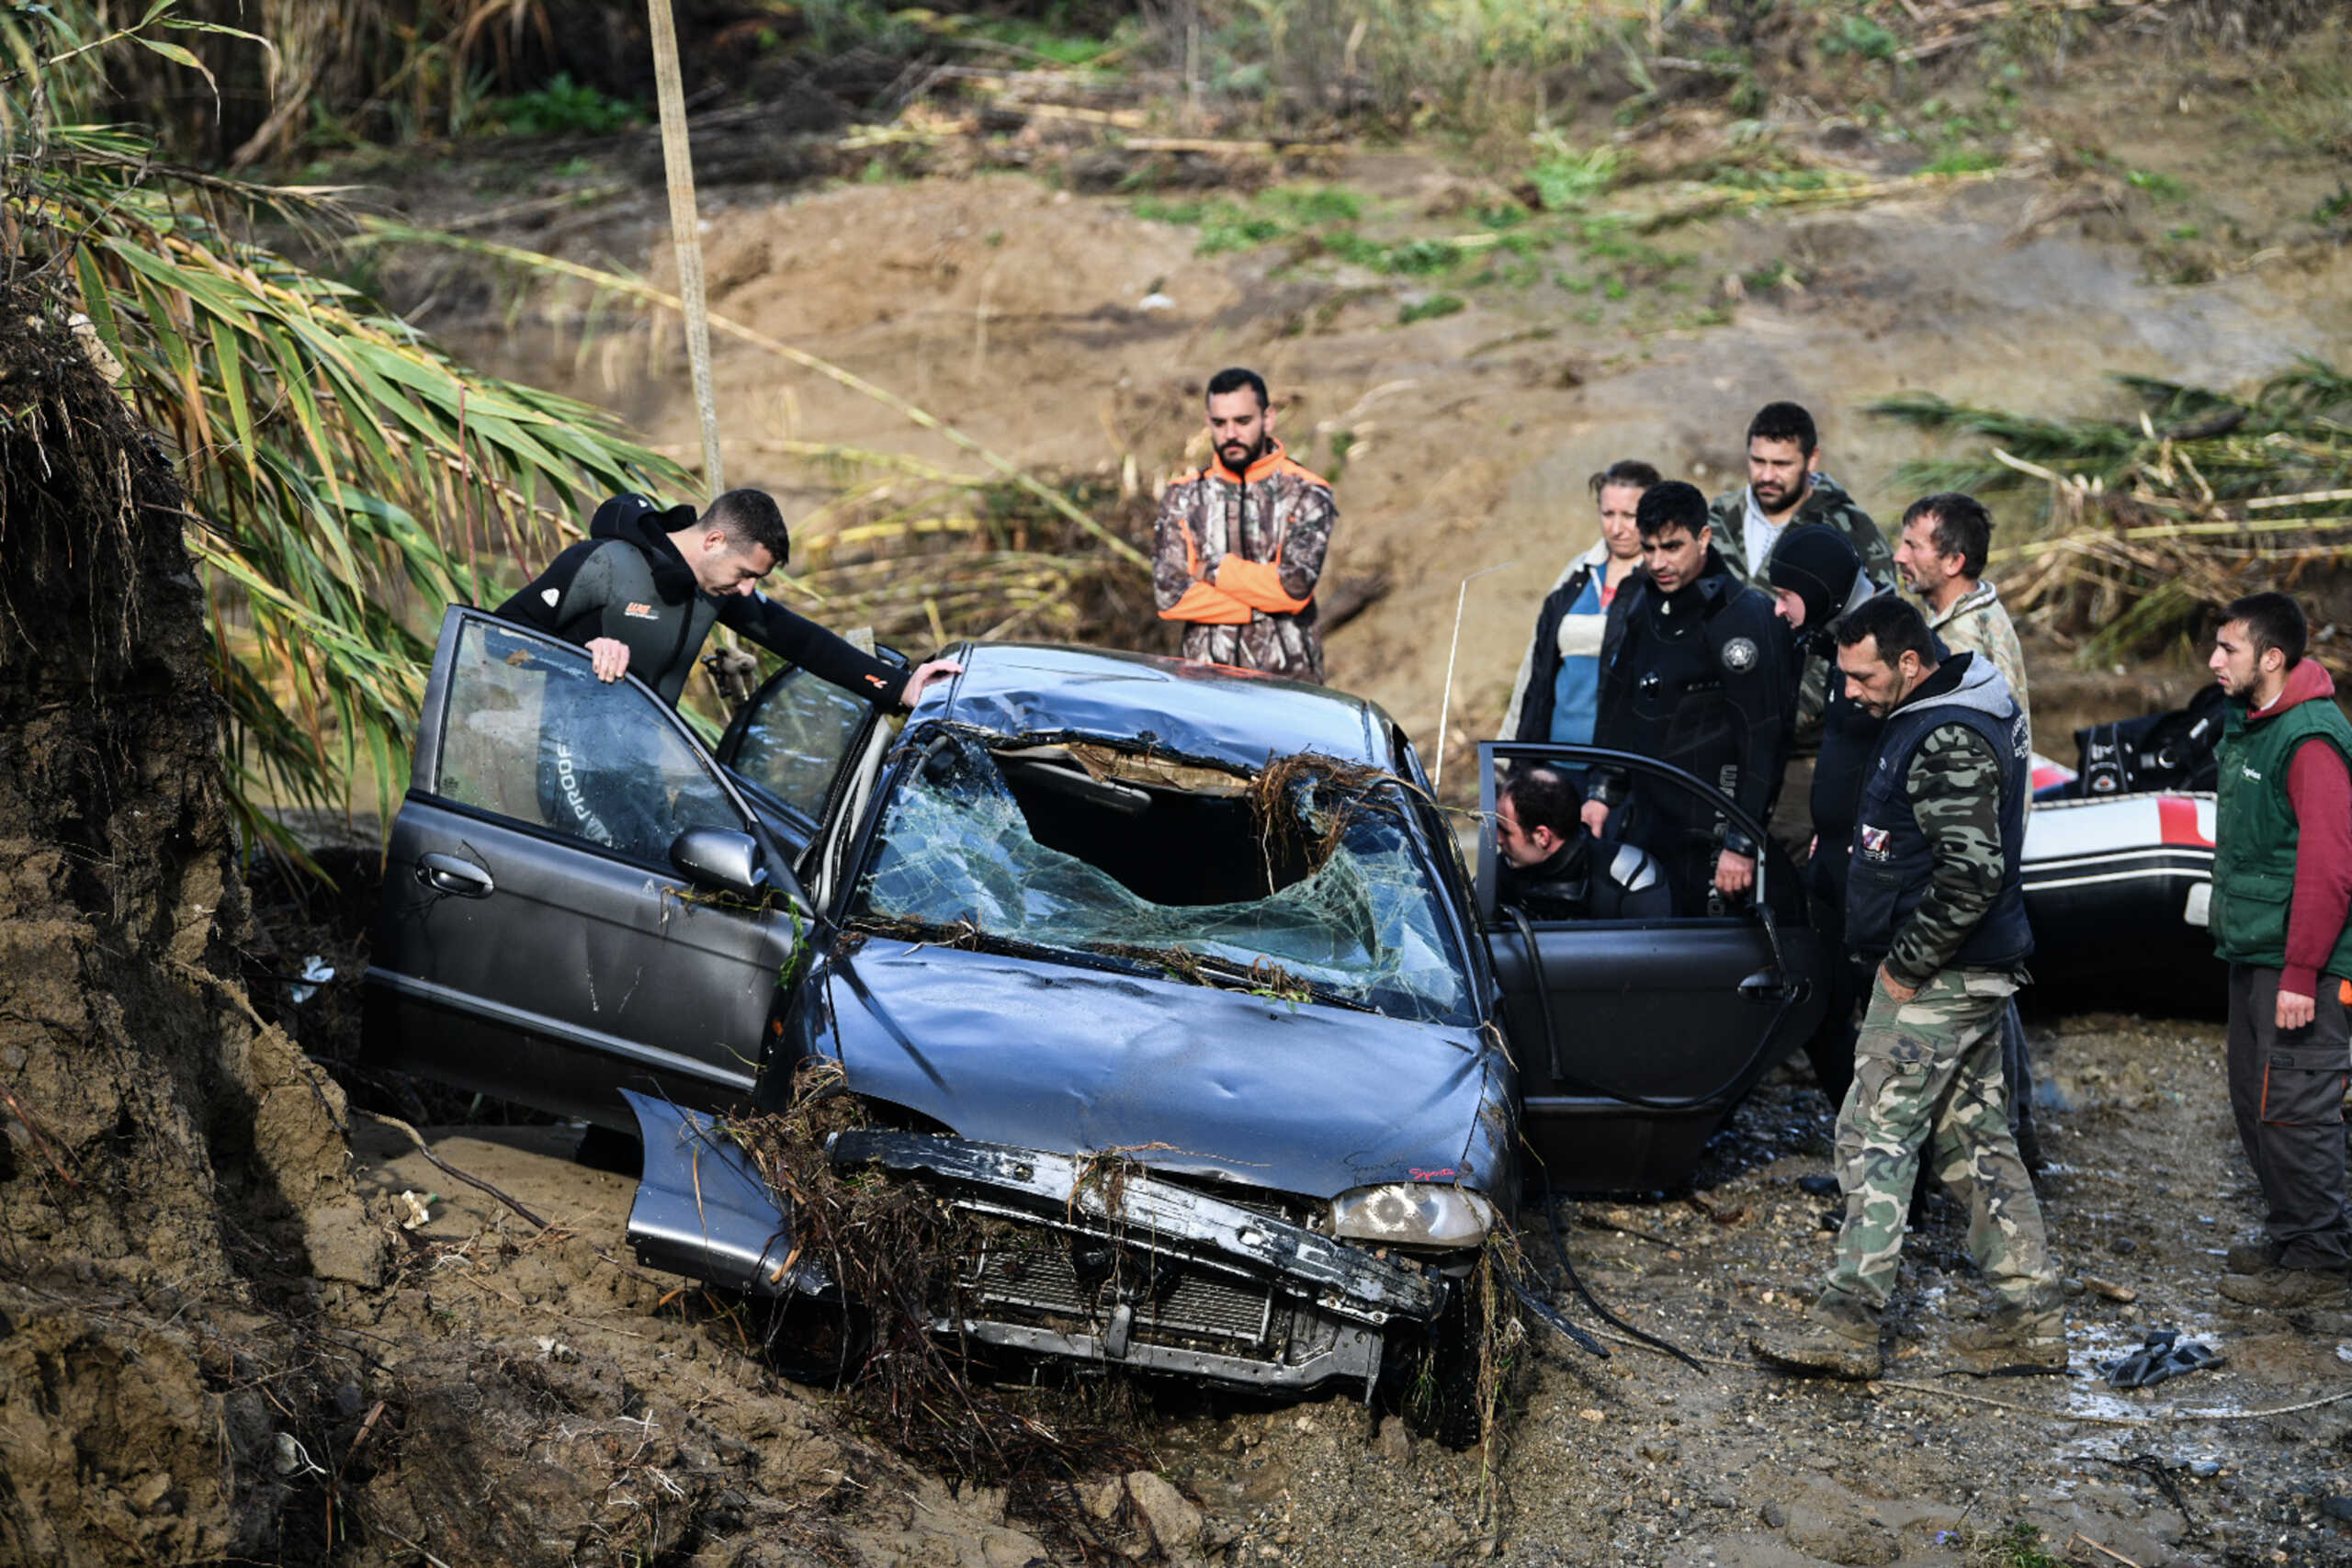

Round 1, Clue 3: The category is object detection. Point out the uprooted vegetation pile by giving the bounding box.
[1875,356,2352,667]
[718,1060,1163,1553]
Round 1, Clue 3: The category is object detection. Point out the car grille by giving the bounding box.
[962,1221,1277,1348]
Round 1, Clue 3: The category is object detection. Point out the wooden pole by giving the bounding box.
[647,0,724,498]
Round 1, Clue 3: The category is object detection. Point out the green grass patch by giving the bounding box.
[1920,147,2005,176]
[1133,185,1367,256]
[2125,167,2191,201]
[1968,1521,2061,1568]
[966,17,1117,67]
[1398,294,1466,325]
[1261,184,1363,225]
[492,74,642,138]
[1821,12,1901,61]
[1527,141,1619,212]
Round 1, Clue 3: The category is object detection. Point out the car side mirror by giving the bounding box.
[671,828,771,898]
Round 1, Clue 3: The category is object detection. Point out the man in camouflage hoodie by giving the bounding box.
[1153,367,1336,683]
[1751,595,2063,1381]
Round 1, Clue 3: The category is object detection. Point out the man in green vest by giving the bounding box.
[2208,592,2352,1311]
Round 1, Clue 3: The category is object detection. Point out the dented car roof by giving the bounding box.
[920,643,1396,773]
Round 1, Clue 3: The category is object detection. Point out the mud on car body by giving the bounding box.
[367,611,1520,1398]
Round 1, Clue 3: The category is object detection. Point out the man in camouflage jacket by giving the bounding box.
[1894,491,2031,756]
[1894,491,2042,1166]
[1153,367,1336,683]
[1705,400,1895,593]
[1752,595,2063,1381]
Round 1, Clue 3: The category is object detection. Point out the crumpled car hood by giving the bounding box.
[794,941,1513,1202]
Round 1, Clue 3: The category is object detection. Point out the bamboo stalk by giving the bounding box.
[1992,514,2352,562]
[647,0,723,498]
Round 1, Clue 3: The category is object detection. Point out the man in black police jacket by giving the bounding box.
[1578,480,1795,917]
[499,489,960,709]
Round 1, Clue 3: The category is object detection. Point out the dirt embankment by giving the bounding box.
[394,30,2350,792]
[10,21,2352,1568]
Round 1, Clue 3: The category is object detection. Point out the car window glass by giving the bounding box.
[436,619,742,863]
[852,732,1474,1026]
[729,665,873,822]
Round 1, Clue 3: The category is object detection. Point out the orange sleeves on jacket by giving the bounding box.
[1213,555,1312,615]
[1160,580,1255,625]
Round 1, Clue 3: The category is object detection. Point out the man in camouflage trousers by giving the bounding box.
[1153,367,1336,683]
[1894,491,2042,1168]
[1752,595,2063,1380]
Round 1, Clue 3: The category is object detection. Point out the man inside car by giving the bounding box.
[1498,763,1672,921]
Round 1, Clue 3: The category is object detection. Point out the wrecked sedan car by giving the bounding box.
[367,607,1517,1399]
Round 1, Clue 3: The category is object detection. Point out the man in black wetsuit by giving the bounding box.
[1579,481,1795,917]
[1497,763,1672,921]
[498,490,962,710]
[1766,525,1891,1103]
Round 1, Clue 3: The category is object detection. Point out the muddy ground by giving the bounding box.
[315,1003,2352,1568]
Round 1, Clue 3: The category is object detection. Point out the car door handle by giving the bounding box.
[1738,968,1806,1004]
[417,852,493,897]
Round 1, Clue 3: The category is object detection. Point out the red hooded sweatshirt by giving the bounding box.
[2246,658,2352,998]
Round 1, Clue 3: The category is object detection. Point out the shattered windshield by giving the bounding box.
[853,731,1475,1026]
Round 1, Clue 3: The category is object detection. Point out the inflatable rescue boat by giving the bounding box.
[2019,688,2226,1001]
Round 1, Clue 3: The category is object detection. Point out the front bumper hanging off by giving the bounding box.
[622,1093,1449,1392]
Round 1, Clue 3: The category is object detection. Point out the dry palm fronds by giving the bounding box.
[1872,361,2352,665]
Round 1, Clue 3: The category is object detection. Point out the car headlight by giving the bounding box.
[1330,1183,1496,1249]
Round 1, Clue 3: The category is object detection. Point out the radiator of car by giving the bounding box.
[828,1129,1442,1392]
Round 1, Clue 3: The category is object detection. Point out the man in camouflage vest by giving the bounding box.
[2207,592,2352,1313]
[1152,367,1337,683]
[1894,490,2042,1169]
[1752,595,2063,1380]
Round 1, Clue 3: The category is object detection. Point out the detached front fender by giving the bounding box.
[622,1090,826,1298]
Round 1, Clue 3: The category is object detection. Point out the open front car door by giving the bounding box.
[363,607,815,1129]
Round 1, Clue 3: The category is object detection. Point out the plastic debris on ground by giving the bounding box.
[2101,1327,2224,1389]
[288,954,334,1005]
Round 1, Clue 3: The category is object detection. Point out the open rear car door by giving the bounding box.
[1476,742,1828,1193]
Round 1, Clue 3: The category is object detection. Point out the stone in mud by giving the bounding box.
[1125,1470,1206,1558]
[304,1198,382,1287]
